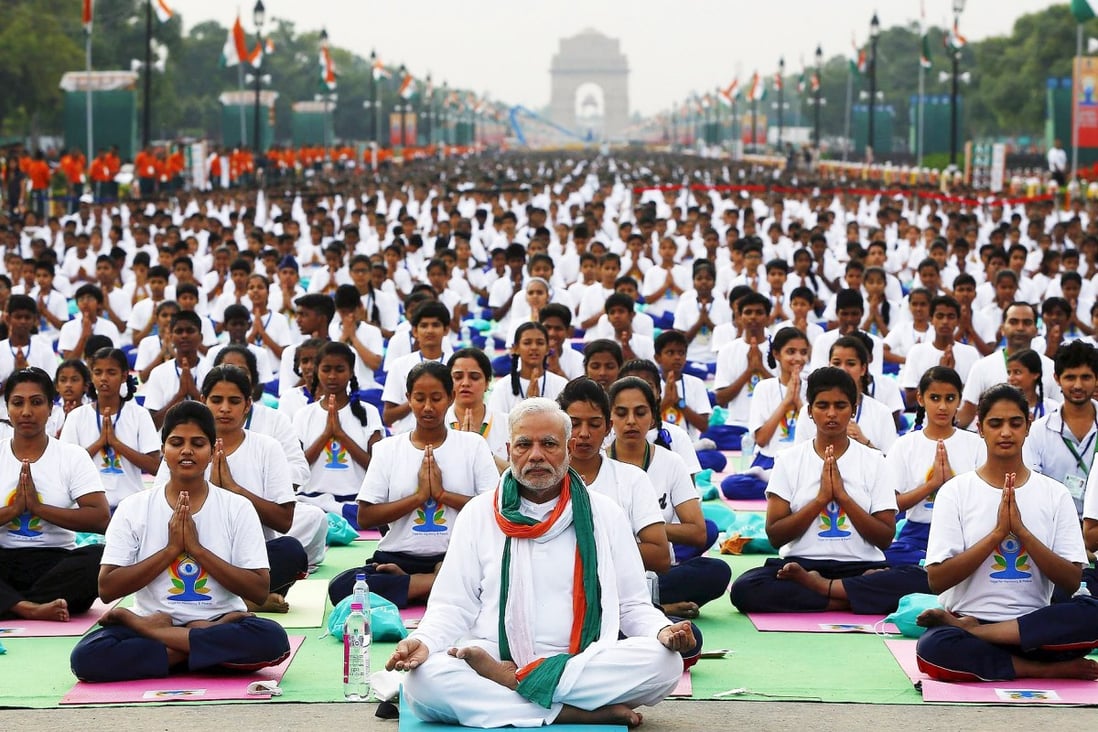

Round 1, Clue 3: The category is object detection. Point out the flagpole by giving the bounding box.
[237,62,246,146]
[843,68,853,162]
[85,23,93,161]
[1073,23,1082,183]
[917,61,925,168]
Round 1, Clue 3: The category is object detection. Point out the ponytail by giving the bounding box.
[510,353,521,397]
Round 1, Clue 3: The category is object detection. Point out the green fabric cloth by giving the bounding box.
[496,467,602,708]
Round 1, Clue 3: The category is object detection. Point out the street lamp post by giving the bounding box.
[868,13,880,159]
[950,0,966,166]
[368,49,377,145]
[252,1,266,154]
[397,64,407,149]
[424,73,432,145]
[777,57,785,149]
[813,45,823,149]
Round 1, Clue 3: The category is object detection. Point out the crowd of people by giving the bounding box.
[3,149,1098,724]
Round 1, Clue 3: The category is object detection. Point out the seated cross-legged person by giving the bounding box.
[328,362,498,608]
[729,368,930,614]
[69,402,291,682]
[915,384,1098,682]
[0,368,110,622]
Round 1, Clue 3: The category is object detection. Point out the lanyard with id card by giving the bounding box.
[1061,429,1098,501]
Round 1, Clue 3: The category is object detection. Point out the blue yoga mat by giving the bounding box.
[398,694,626,731]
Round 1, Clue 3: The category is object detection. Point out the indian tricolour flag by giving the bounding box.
[748,72,766,102]
[154,0,173,22]
[220,15,251,67]
[398,72,415,100]
[718,79,739,107]
[1072,0,1097,21]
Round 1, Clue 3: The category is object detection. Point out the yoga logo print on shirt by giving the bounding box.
[100,449,124,475]
[412,497,447,534]
[4,488,42,538]
[989,534,1032,580]
[922,465,939,509]
[779,410,796,443]
[817,500,851,538]
[324,439,349,470]
[747,373,761,397]
[662,405,683,426]
[167,553,211,601]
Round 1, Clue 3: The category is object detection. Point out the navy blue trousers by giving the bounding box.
[70,615,291,682]
[659,556,733,608]
[884,520,930,567]
[0,545,104,617]
[729,557,930,614]
[916,596,1098,681]
[266,537,308,597]
[328,550,447,608]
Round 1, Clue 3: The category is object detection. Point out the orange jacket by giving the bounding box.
[134,151,158,180]
[60,154,86,184]
[22,158,51,190]
[90,155,113,183]
[167,151,185,177]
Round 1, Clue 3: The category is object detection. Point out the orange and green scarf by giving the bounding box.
[493,467,601,708]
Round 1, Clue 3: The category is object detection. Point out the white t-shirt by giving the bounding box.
[327,320,384,388]
[586,456,664,537]
[641,264,693,318]
[139,356,212,412]
[882,429,985,524]
[714,337,776,427]
[0,437,104,549]
[808,329,886,378]
[293,400,384,509]
[794,394,898,455]
[961,349,1061,415]
[883,322,931,359]
[659,372,712,440]
[899,341,981,390]
[133,334,168,373]
[748,376,802,458]
[207,343,275,385]
[766,439,894,561]
[673,291,733,364]
[356,431,498,555]
[444,405,510,463]
[247,402,311,488]
[486,371,569,416]
[619,444,698,527]
[103,484,268,624]
[277,385,313,420]
[59,402,160,507]
[153,431,295,541]
[0,336,59,383]
[927,471,1086,622]
[865,376,905,416]
[57,317,123,354]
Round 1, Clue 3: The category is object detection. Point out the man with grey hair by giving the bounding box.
[388,397,694,727]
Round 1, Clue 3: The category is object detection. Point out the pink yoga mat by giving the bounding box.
[670,671,692,697]
[884,639,928,684]
[922,678,1098,704]
[748,611,899,634]
[0,598,118,638]
[60,635,305,705]
[355,528,382,541]
[720,497,768,512]
[401,605,426,629]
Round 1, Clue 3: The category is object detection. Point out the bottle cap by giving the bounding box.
[355,572,366,581]
[350,602,364,611]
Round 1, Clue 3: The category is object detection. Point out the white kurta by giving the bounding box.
[403,488,682,727]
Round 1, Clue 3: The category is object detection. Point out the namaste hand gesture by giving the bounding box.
[927,440,953,490]
[816,445,846,506]
[417,444,443,502]
[527,367,542,398]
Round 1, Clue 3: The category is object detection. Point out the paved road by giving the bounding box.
[7,700,1093,731]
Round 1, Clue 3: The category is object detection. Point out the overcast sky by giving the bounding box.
[175,0,1061,115]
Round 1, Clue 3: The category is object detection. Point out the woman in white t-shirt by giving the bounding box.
[795,335,899,453]
[329,361,498,608]
[915,384,1098,682]
[723,327,808,500]
[608,377,731,615]
[883,367,985,566]
[487,322,568,414]
[59,348,161,508]
[294,341,383,524]
[446,348,509,472]
[0,368,109,623]
[69,401,290,682]
[730,367,930,614]
[276,337,323,420]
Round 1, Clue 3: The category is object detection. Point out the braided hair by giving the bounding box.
[90,347,137,403]
[313,341,371,427]
[911,366,963,431]
[510,321,550,398]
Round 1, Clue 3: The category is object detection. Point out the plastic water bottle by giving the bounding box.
[343,602,370,701]
[460,322,472,347]
[740,431,755,458]
[352,572,369,609]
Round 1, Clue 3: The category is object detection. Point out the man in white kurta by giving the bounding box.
[387,398,692,728]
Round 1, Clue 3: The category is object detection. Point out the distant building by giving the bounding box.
[549,29,629,140]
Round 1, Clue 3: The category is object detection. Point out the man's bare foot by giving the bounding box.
[246,593,289,613]
[448,645,518,690]
[661,601,699,619]
[1018,657,1098,680]
[185,611,253,629]
[557,703,643,728]
[11,599,69,622]
[100,608,174,632]
[374,563,407,575]
[776,562,830,595]
[916,608,979,630]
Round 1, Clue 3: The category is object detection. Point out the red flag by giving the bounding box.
[82,0,93,30]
